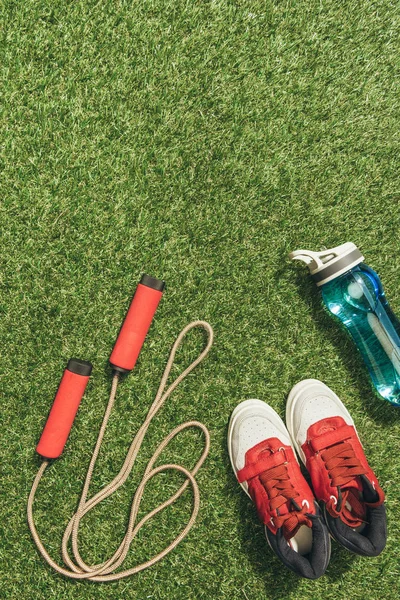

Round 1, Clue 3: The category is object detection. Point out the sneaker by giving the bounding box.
[228,399,330,579]
[286,379,387,557]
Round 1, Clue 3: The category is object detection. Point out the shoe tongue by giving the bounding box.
[335,476,379,527]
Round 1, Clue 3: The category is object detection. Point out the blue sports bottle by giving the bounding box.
[290,242,400,406]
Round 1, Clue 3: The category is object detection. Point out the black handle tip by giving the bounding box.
[67,358,93,376]
[140,274,165,292]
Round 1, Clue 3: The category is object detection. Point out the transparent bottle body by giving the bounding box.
[321,264,400,406]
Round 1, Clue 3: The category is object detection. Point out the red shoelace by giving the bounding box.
[321,441,367,527]
[259,463,312,540]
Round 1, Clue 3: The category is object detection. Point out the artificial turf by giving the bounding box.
[1,0,400,598]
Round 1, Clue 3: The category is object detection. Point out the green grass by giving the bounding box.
[1,0,400,598]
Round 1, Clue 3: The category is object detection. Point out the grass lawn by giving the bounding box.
[1,1,400,598]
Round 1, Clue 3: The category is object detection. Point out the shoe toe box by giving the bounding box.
[229,400,291,472]
[287,380,354,450]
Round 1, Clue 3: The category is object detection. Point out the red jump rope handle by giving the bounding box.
[109,274,165,373]
[36,359,92,459]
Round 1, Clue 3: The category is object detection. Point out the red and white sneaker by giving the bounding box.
[228,399,330,579]
[286,380,387,557]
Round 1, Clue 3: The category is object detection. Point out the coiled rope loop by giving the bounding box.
[27,320,213,581]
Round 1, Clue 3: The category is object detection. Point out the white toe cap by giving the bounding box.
[228,400,291,473]
[286,379,354,459]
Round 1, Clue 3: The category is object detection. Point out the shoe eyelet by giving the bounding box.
[330,495,337,506]
[302,499,310,510]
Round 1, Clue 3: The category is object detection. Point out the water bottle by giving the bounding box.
[290,242,400,406]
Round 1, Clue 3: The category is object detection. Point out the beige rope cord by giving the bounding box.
[27,320,214,581]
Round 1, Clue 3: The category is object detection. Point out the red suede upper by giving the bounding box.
[237,437,316,537]
[301,416,385,523]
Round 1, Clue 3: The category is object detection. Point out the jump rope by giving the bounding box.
[27,275,214,581]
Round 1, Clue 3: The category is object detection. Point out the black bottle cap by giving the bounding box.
[140,274,165,292]
[67,358,93,376]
